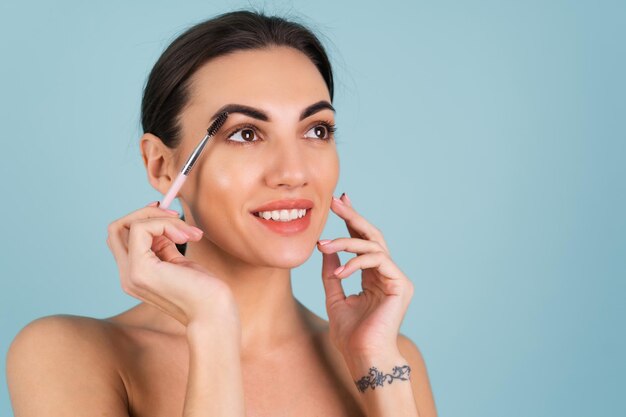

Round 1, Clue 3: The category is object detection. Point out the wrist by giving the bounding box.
[342,350,418,417]
[186,316,241,347]
[342,349,410,386]
[340,342,401,364]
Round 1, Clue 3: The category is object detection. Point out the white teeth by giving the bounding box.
[256,208,308,222]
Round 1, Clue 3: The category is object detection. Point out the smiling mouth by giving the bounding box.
[252,208,310,222]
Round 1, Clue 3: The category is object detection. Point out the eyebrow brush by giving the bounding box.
[158,112,229,210]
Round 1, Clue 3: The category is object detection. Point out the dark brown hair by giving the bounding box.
[141,9,334,149]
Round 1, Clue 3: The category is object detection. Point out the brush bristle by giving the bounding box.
[207,112,229,136]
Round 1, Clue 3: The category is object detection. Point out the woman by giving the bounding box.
[7,10,437,417]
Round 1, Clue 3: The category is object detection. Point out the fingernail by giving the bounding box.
[166,209,179,215]
[318,239,331,245]
[147,201,159,207]
[332,196,344,206]
[342,192,352,205]
[334,265,345,276]
[190,226,203,235]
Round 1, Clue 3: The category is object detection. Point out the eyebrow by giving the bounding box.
[209,100,335,123]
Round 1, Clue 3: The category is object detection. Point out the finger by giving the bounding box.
[338,193,360,239]
[127,217,198,262]
[106,231,129,274]
[316,237,385,256]
[334,252,406,287]
[115,207,185,253]
[109,207,174,268]
[330,196,389,253]
[110,204,181,236]
[150,235,185,263]
[320,250,346,308]
[336,193,360,240]
[340,192,352,207]
[151,230,203,263]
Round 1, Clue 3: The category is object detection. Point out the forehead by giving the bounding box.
[186,46,330,116]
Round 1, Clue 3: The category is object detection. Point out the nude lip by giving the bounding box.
[250,198,314,213]
[249,199,314,236]
[251,209,312,235]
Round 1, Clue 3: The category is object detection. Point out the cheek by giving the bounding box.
[310,150,340,228]
[192,152,260,206]
[185,154,261,255]
[317,149,340,191]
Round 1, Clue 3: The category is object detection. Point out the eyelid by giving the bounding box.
[305,118,335,129]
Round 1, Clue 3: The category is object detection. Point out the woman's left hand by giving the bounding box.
[317,193,415,359]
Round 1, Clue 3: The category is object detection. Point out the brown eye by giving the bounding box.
[228,128,257,143]
[305,124,329,139]
[241,129,255,141]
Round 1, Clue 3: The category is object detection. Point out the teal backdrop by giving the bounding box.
[1,1,624,416]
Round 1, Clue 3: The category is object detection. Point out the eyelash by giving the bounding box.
[223,120,337,146]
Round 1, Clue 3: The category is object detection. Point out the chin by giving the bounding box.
[259,245,316,269]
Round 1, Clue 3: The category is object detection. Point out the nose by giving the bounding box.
[264,138,309,189]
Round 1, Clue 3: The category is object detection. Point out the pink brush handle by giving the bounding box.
[159,172,188,210]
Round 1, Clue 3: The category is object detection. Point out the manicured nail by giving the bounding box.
[190,226,203,235]
[165,209,179,215]
[342,192,352,205]
[332,196,344,206]
[318,239,331,245]
[334,265,345,276]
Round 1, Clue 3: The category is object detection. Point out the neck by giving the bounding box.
[178,238,312,356]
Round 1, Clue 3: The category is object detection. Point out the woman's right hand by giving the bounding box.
[105,201,240,333]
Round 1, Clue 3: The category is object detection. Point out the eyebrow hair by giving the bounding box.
[300,100,335,120]
[209,100,335,123]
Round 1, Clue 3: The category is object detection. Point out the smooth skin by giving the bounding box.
[6,46,437,417]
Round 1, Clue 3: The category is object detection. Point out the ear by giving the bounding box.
[140,133,177,195]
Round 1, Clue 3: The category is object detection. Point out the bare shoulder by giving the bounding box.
[9,314,127,352]
[397,333,438,417]
[7,314,126,367]
[6,314,130,416]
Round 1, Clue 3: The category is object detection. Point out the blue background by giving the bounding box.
[1,0,624,416]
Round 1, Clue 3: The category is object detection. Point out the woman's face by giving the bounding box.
[171,46,339,268]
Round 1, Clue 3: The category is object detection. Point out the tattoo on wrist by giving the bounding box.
[354,365,411,392]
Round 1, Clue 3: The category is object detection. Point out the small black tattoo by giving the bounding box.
[354,365,411,392]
